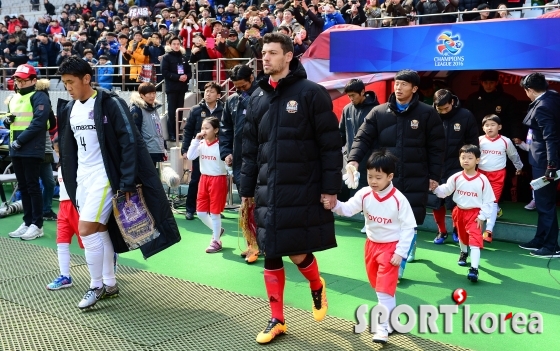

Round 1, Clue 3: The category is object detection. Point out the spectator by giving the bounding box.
[17,15,29,29]
[31,0,41,11]
[179,13,202,55]
[240,12,274,36]
[44,0,56,16]
[4,46,29,70]
[440,0,459,23]
[340,0,367,25]
[4,35,20,56]
[34,17,49,36]
[472,3,491,20]
[323,4,345,30]
[293,27,310,57]
[217,29,241,69]
[190,32,222,94]
[416,0,445,24]
[223,3,239,26]
[126,31,150,84]
[158,24,174,45]
[97,32,120,64]
[37,33,61,76]
[60,12,70,32]
[115,33,135,90]
[56,42,75,66]
[8,16,22,34]
[237,24,263,72]
[13,26,27,47]
[82,49,98,66]
[495,4,512,19]
[67,14,81,32]
[386,0,412,27]
[459,0,483,21]
[75,32,94,57]
[96,55,114,90]
[294,1,324,42]
[47,20,67,37]
[143,32,166,84]
[168,12,181,36]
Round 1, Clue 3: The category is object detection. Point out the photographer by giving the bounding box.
[416,0,445,24]
[292,27,311,57]
[56,42,76,66]
[237,24,263,68]
[323,3,346,30]
[96,32,119,64]
[3,46,29,72]
[340,0,367,25]
[293,0,324,43]
[143,33,165,84]
[74,32,94,58]
[386,0,412,27]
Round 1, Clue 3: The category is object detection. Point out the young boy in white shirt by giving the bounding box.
[478,115,523,242]
[325,150,416,344]
[433,145,496,282]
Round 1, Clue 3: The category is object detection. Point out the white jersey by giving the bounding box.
[434,171,495,220]
[57,166,70,202]
[332,183,416,258]
[186,138,227,176]
[70,95,104,182]
[479,135,523,172]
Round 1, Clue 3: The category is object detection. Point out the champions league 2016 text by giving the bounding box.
[434,56,465,67]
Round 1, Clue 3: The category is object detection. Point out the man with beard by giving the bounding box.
[346,70,445,279]
[431,89,478,245]
[240,33,342,344]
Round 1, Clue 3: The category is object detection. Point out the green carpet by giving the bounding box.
[1,202,559,351]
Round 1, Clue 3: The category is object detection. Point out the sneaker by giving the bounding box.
[497,208,503,218]
[78,286,106,309]
[458,251,469,266]
[20,224,44,241]
[255,318,287,344]
[43,210,58,221]
[373,328,389,344]
[519,240,541,251]
[483,230,493,243]
[8,223,28,238]
[406,243,416,262]
[311,277,328,322]
[530,247,560,258]
[46,275,73,290]
[452,228,459,243]
[185,212,194,220]
[102,283,120,299]
[205,240,222,253]
[113,253,118,273]
[433,232,448,245]
[467,267,479,282]
[524,200,536,211]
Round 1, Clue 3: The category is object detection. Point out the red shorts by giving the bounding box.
[452,207,483,248]
[365,240,399,296]
[57,200,83,249]
[196,174,228,214]
[478,168,506,202]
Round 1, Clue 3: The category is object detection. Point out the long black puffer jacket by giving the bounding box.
[240,59,343,258]
[348,92,445,225]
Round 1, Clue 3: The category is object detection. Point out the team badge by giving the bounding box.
[411,120,419,129]
[201,111,206,117]
[38,105,44,111]
[88,110,94,120]
[454,123,461,131]
[286,100,298,114]
[495,106,502,113]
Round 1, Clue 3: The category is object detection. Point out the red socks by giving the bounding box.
[298,257,323,291]
[432,206,447,233]
[264,268,285,322]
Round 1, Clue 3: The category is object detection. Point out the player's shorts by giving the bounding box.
[478,168,506,202]
[365,240,399,296]
[196,174,228,214]
[452,207,483,248]
[57,200,83,248]
[75,168,113,224]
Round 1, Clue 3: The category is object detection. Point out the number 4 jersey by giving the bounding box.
[70,96,105,183]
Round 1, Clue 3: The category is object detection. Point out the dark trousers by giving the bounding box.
[39,161,55,214]
[532,167,559,251]
[12,157,43,228]
[185,159,200,214]
[166,91,186,141]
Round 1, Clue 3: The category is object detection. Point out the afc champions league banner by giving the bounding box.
[329,18,560,72]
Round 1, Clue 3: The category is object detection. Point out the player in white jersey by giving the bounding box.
[326,150,416,345]
[187,117,228,253]
[478,115,523,243]
[433,145,495,283]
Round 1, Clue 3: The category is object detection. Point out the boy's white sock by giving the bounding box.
[57,243,71,277]
[210,213,222,242]
[376,292,396,333]
[485,203,498,232]
[99,231,116,287]
[197,211,213,230]
[459,241,468,253]
[470,246,481,269]
[80,233,104,289]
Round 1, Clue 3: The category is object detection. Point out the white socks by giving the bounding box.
[470,246,481,269]
[80,233,104,289]
[57,243,71,277]
[210,213,221,241]
[376,292,396,333]
[197,212,222,242]
[486,203,498,232]
[459,241,468,253]
[99,231,116,287]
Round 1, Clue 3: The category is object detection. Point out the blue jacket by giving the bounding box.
[522,90,560,169]
[323,12,345,31]
[96,63,114,90]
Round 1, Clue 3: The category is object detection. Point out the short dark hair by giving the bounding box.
[151,33,162,40]
[229,64,253,81]
[433,89,453,107]
[367,149,398,175]
[482,114,501,126]
[62,41,73,47]
[263,32,294,55]
[133,30,143,37]
[203,116,220,130]
[344,79,365,94]
[520,72,548,92]
[83,49,93,55]
[98,55,109,60]
[168,36,181,45]
[138,82,157,95]
[204,81,222,95]
[57,55,94,79]
[460,144,481,158]
[395,69,420,87]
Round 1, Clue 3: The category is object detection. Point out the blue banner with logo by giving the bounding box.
[330,19,560,72]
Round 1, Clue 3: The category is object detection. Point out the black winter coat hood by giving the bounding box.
[57,88,181,259]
